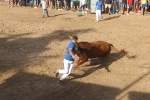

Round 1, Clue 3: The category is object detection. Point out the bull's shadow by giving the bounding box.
[69,52,125,80]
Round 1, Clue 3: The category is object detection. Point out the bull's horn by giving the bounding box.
[68,36,73,39]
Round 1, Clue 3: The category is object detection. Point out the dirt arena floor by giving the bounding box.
[0,4,150,100]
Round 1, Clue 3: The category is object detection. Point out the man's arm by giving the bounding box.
[69,48,76,59]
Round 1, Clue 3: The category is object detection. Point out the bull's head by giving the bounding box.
[76,42,92,57]
[76,42,91,50]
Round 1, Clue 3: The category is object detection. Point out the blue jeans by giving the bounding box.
[113,1,119,13]
[30,0,34,7]
[122,2,127,8]
[42,9,49,17]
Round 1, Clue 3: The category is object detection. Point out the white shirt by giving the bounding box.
[80,0,87,5]
[41,1,47,9]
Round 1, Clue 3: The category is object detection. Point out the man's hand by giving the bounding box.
[72,55,75,59]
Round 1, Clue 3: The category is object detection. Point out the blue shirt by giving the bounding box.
[64,41,76,61]
[96,1,102,10]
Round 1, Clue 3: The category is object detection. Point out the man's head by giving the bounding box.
[69,36,78,43]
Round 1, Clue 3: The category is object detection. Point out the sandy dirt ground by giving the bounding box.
[0,4,150,100]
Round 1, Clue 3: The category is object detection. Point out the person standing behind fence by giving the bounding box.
[127,0,133,15]
[122,0,127,14]
[39,0,50,18]
[64,0,69,10]
[134,0,138,12]
[113,0,119,14]
[148,0,150,12]
[73,0,79,11]
[95,0,103,22]
[141,0,148,15]
[80,0,86,14]
[34,0,38,8]
[138,0,142,12]
[9,0,13,7]
[57,0,63,10]
[118,0,122,12]
[104,0,113,15]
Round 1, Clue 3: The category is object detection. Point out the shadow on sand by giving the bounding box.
[0,28,93,73]
[0,70,150,100]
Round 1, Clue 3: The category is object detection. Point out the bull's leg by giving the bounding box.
[74,58,88,69]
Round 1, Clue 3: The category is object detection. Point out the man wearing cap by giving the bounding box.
[55,36,78,82]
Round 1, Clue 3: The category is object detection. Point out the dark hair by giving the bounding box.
[72,36,78,40]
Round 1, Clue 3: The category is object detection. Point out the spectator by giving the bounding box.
[64,0,68,10]
[80,0,86,14]
[134,0,138,12]
[34,0,38,8]
[138,0,142,12]
[9,0,13,7]
[30,0,34,7]
[127,0,133,15]
[113,0,119,14]
[70,0,73,10]
[101,0,105,13]
[47,0,53,10]
[85,0,88,10]
[148,0,150,11]
[122,0,127,14]
[141,0,147,15]
[54,0,57,9]
[13,0,18,6]
[73,0,79,11]
[57,0,63,10]
[104,0,113,15]
[119,0,122,12]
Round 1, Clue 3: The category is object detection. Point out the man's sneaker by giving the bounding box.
[127,13,129,15]
[34,6,37,9]
[95,20,98,22]
[55,70,59,77]
[58,80,63,82]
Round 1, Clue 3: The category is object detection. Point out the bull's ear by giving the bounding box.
[77,42,91,50]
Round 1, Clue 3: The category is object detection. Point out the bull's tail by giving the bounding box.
[110,44,130,58]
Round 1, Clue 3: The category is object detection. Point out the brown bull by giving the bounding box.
[74,41,130,69]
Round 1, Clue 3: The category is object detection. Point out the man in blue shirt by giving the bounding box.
[55,36,78,82]
[95,0,103,22]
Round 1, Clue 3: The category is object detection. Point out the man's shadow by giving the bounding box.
[69,52,126,80]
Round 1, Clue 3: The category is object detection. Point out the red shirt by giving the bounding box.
[128,0,133,4]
